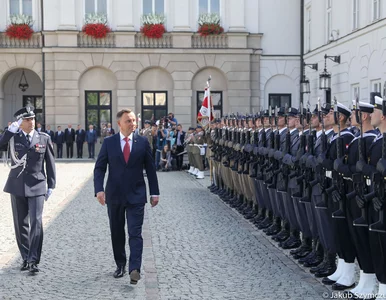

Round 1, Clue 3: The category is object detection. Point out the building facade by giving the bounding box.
[0,0,301,132]
[303,0,386,107]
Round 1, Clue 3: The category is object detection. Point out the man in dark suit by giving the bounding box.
[64,124,75,158]
[0,106,56,274]
[94,109,159,285]
[75,124,86,158]
[54,126,65,158]
[86,125,97,159]
[44,125,55,141]
[175,124,186,170]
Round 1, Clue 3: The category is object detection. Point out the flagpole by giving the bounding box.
[207,76,213,184]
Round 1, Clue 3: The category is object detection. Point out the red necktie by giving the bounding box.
[123,137,131,163]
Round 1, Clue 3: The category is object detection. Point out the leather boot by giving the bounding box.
[314,253,337,278]
[264,217,282,236]
[252,208,265,224]
[291,237,312,256]
[280,230,301,249]
[305,241,324,268]
[257,211,273,230]
[298,238,318,264]
[272,220,290,242]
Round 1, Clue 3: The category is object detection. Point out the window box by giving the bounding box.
[82,13,111,39]
[140,14,166,39]
[197,13,224,36]
[5,14,34,40]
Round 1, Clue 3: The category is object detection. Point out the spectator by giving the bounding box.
[100,123,108,144]
[86,124,98,159]
[160,144,172,171]
[167,112,178,127]
[76,124,86,158]
[64,124,75,158]
[175,124,186,170]
[107,123,115,136]
[155,120,168,169]
[44,125,55,140]
[54,126,65,158]
[36,122,42,133]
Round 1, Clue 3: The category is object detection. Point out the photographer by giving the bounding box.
[156,120,168,170]
[160,144,172,171]
[167,112,178,127]
[174,124,186,170]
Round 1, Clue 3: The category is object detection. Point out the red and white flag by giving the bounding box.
[197,87,214,122]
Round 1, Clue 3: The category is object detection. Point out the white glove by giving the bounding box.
[45,188,53,201]
[8,119,22,133]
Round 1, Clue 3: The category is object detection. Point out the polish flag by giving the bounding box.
[197,87,214,122]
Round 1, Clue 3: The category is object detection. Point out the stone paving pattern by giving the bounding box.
[0,163,329,300]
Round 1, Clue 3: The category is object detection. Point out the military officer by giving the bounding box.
[192,125,206,179]
[0,106,56,274]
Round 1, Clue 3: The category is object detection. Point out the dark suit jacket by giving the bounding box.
[94,133,159,205]
[54,131,65,144]
[0,130,56,197]
[76,129,86,143]
[86,130,97,143]
[175,130,186,147]
[44,129,55,141]
[64,128,75,143]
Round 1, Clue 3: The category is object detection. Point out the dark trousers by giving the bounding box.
[369,207,386,283]
[11,195,44,264]
[56,143,63,158]
[176,145,184,170]
[66,142,74,158]
[107,203,145,273]
[76,141,83,158]
[88,143,95,158]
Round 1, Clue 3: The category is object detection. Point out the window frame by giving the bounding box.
[371,80,382,93]
[85,90,112,137]
[352,0,359,30]
[326,0,332,43]
[142,0,165,15]
[199,0,220,14]
[196,90,223,119]
[141,91,168,128]
[84,0,109,22]
[372,0,381,21]
[23,95,43,127]
[9,0,32,16]
[268,94,292,109]
[306,6,311,52]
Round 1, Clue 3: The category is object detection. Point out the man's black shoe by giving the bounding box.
[20,260,29,271]
[113,266,126,278]
[28,263,39,274]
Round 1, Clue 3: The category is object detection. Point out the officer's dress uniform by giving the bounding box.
[0,115,55,271]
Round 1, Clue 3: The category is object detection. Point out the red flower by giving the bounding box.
[140,24,165,39]
[82,23,111,39]
[5,24,34,40]
[198,24,224,37]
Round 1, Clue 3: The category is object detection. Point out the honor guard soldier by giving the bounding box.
[0,106,56,274]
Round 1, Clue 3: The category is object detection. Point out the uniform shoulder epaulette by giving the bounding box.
[39,132,50,137]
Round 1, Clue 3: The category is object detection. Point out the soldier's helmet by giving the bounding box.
[14,106,35,120]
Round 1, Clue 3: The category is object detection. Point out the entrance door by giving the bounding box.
[85,91,112,136]
[23,96,43,125]
[141,91,167,126]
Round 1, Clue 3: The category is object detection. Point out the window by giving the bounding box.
[143,0,164,15]
[199,0,220,14]
[268,94,291,108]
[353,0,359,30]
[373,0,381,21]
[326,0,332,43]
[371,80,382,93]
[10,0,32,16]
[85,91,112,136]
[352,84,360,100]
[141,91,167,127]
[23,96,43,126]
[85,0,107,15]
[197,91,222,118]
[306,7,311,52]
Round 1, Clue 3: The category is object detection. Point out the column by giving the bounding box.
[227,0,246,32]
[173,0,191,31]
[115,0,135,30]
[58,0,77,30]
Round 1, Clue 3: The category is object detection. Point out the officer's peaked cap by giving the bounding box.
[14,106,35,120]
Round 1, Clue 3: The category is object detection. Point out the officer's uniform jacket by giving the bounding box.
[0,130,56,198]
[141,127,154,148]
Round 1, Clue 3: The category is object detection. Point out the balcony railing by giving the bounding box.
[0,33,41,48]
[192,34,228,49]
[77,32,116,48]
[135,33,172,48]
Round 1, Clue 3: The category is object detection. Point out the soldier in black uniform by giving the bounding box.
[0,106,56,274]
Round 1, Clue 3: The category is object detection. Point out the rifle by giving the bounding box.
[349,95,369,226]
[277,105,291,192]
[267,107,281,189]
[329,97,347,218]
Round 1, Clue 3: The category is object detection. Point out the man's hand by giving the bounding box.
[150,196,159,207]
[45,188,53,201]
[96,191,106,206]
[8,119,22,133]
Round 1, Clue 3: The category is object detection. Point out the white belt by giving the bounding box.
[343,177,352,181]
[366,179,371,186]
[194,144,203,148]
[326,171,332,178]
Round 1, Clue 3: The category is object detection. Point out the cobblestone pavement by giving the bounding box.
[0,163,330,300]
